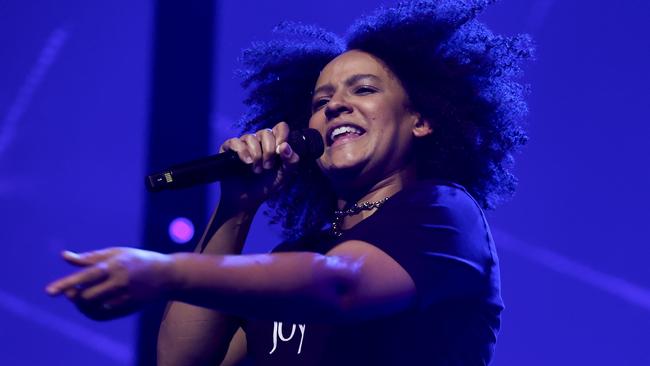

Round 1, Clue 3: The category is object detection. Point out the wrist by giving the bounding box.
[165,253,188,299]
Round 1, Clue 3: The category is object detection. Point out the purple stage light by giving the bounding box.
[168,217,194,244]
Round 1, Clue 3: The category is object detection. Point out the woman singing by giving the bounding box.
[47,1,532,364]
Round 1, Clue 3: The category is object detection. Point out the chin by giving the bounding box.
[319,158,371,185]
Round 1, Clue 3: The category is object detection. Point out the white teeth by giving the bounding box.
[330,125,363,142]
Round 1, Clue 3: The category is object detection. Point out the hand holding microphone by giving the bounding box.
[146,122,324,211]
[218,122,308,211]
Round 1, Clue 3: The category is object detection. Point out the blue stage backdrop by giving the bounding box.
[0,1,152,365]
[1,1,648,365]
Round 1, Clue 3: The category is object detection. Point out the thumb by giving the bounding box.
[276,142,300,170]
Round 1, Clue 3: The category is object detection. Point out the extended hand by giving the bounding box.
[46,247,174,320]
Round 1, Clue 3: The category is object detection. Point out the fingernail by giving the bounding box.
[282,145,293,158]
[254,166,263,174]
[63,250,80,258]
[264,161,273,169]
[244,156,253,164]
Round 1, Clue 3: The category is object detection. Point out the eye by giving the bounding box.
[354,86,378,95]
[312,98,329,111]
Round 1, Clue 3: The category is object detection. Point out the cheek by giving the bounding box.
[307,113,322,130]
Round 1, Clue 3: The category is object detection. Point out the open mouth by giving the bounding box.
[326,124,367,147]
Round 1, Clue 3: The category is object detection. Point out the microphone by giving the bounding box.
[145,128,324,192]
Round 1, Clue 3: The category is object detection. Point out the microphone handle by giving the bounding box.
[145,150,249,192]
[145,128,324,192]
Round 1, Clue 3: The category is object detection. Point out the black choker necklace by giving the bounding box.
[331,197,390,237]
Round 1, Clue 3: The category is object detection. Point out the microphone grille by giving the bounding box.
[289,128,324,161]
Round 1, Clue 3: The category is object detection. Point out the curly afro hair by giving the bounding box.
[236,0,533,240]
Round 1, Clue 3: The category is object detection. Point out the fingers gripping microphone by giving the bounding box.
[145,128,324,192]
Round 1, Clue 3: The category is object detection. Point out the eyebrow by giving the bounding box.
[313,73,382,97]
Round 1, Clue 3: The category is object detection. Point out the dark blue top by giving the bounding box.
[243,180,503,365]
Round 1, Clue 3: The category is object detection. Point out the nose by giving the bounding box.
[324,94,352,120]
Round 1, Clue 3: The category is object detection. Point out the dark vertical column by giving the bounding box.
[138,1,216,365]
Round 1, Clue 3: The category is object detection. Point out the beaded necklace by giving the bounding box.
[331,197,390,237]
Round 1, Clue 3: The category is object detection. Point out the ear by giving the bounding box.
[412,115,433,138]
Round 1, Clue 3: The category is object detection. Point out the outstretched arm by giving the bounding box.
[46,239,416,324]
